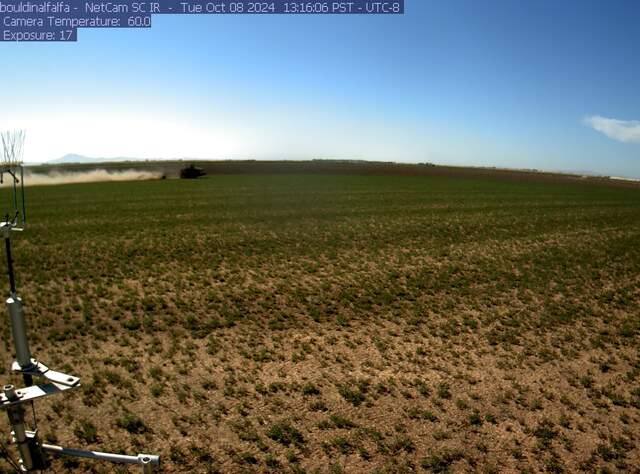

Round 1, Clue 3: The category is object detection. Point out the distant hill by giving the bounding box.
[48,154,109,164]
[48,154,149,164]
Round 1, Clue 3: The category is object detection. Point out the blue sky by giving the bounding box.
[1,0,639,177]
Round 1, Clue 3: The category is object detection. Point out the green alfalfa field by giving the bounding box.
[1,170,639,473]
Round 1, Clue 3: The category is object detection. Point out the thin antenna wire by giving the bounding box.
[1,130,25,166]
[0,436,21,472]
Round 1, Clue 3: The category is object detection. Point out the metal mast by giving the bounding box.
[0,130,159,472]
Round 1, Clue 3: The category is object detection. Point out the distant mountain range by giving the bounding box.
[47,154,141,164]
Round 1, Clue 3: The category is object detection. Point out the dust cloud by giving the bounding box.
[18,169,163,187]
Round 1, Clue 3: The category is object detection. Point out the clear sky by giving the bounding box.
[1,1,639,177]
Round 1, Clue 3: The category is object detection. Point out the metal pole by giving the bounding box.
[4,385,34,471]
[20,166,25,224]
[5,236,16,294]
[4,233,34,382]
[40,444,159,470]
[10,172,17,221]
[6,296,32,370]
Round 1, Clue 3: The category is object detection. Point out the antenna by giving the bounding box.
[0,131,159,472]
[0,130,26,229]
[1,130,25,165]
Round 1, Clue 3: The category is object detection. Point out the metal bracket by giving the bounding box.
[11,359,80,388]
[0,382,77,408]
[0,220,23,235]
